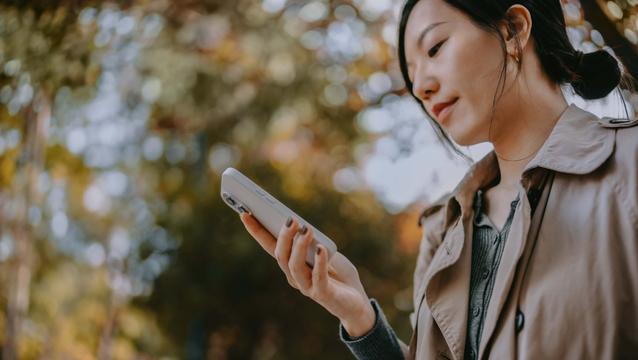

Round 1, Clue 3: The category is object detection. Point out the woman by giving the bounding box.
[240,0,638,358]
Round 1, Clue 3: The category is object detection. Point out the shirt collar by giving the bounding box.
[473,188,494,228]
[472,188,521,228]
[449,103,615,217]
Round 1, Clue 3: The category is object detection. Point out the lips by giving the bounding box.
[432,98,459,119]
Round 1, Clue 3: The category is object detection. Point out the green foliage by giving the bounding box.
[0,0,413,358]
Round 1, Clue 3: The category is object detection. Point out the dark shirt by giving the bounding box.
[339,298,405,360]
[464,189,520,360]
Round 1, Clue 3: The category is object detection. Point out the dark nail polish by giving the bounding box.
[300,225,308,235]
[285,217,292,227]
[316,247,321,255]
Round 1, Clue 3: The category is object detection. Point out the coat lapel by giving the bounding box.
[423,215,471,360]
[421,153,500,360]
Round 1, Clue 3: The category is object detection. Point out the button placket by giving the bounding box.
[469,349,477,360]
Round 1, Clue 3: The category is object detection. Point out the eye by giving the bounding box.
[428,40,445,57]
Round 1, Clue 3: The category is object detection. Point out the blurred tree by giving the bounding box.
[0,1,413,358]
[0,5,99,357]
[0,3,178,358]
[579,0,638,77]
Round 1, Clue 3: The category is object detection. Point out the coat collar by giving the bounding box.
[448,103,615,217]
[521,103,615,175]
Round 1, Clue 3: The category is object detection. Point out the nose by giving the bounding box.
[412,72,439,103]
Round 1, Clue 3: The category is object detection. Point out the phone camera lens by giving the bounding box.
[224,194,236,206]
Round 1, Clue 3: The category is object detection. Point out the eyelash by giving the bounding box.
[428,40,445,57]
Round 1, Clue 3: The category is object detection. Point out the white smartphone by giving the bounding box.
[221,167,338,266]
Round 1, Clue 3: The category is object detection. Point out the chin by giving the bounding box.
[445,116,484,147]
[446,127,477,147]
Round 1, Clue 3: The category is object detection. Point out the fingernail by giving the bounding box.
[285,217,292,227]
[300,225,308,235]
[316,246,321,255]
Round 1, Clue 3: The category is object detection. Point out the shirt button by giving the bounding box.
[469,349,477,360]
[481,268,490,280]
[515,309,525,333]
[473,306,481,318]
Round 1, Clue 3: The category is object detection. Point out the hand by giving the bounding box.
[239,212,376,337]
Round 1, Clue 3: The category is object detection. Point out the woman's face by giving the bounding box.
[404,0,517,146]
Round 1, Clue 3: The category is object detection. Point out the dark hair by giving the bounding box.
[398,0,634,162]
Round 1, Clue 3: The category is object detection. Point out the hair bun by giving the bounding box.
[570,50,621,100]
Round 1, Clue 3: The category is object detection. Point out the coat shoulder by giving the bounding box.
[607,120,638,220]
[594,112,638,168]
[610,119,638,165]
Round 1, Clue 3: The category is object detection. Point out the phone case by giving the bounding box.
[221,167,338,266]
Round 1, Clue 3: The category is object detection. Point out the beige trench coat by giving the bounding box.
[408,104,638,359]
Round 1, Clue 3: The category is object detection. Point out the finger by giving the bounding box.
[285,273,299,289]
[311,245,329,298]
[289,227,313,291]
[275,217,298,266]
[240,212,276,257]
[275,217,299,286]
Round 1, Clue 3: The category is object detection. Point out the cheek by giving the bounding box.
[451,39,503,103]
[443,35,504,134]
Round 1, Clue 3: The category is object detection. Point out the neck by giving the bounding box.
[490,85,568,189]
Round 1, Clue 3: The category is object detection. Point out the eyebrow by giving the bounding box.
[417,21,448,50]
[406,21,448,71]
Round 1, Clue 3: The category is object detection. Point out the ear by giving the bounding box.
[499,5,533,56]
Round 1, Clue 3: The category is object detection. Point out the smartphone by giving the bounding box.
[220,167,338,266]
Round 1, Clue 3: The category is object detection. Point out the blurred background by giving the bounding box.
[0,0,636,359]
